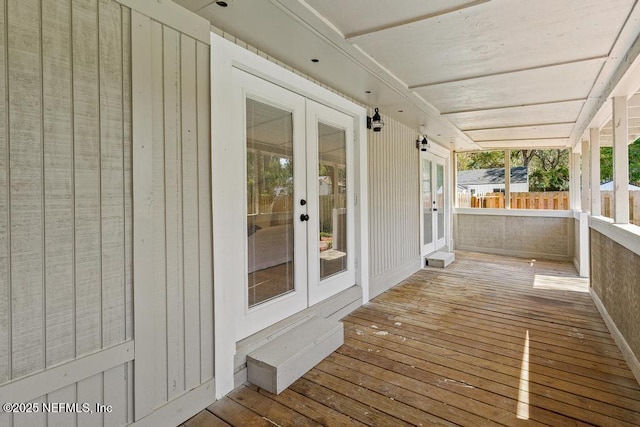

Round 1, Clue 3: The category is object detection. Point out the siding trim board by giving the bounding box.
[0,340,133,405]
[114,0,209,45]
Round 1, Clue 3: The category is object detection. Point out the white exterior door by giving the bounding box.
[233,70,355,339]
[421,153,446,256]
[306,100,355,306]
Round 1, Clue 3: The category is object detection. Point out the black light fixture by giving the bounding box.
[416,134,430,152]
[367,107,384,132]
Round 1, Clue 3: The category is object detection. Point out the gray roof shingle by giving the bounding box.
[457,166,528,185]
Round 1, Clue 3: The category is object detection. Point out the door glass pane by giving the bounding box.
[318,122,347,280]
[437,163,445,240]
[246,98,294,308]
[422,159,433,245]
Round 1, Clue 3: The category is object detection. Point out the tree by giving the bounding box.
[526,149,569,191]
[457,150,503,170]
[457,149,570,191]
[600,138,640,186]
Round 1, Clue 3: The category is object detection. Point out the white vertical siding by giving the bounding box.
[8,0,44,380]
[133,10,213,415]
[368,114,421,296]
[0,1,134,426]
[0,0,7,389]
[99,0,125,350]
[73,0,102,359]
[196,41,213,384]
[42,0,74,370]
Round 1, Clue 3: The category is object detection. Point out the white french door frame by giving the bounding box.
[420,151,449,257]
[306,100,356,306]
[211,33,368,398]
[232,69,308,340]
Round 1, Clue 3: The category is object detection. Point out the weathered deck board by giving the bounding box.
[202,251,640,426]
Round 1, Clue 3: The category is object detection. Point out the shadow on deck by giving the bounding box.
[185,251,640,426]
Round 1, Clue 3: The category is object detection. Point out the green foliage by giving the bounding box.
[529,165,569,191]
[600,138,640,186]
[457,151,504,170]
[457,149,570,191]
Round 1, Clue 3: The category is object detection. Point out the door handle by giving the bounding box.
[300,214,309,222]
[432,208,438,212]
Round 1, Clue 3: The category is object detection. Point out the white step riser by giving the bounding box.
[426,251,455,268]
[247,317,343,394]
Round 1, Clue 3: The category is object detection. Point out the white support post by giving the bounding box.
[504,149,511,209]
[581,140,590,214]
[570,152,581,210]
[612,96,630,224]
[590,128,601,216]
[571,147,589,276]
[578,211,590,277]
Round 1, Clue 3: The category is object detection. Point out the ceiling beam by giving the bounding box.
[569,0,640,147]
[472,136,570,143]
[461,122,575,132]
[344,0,490,40]
[409,56,607,89]
[475,139,570,149]
[441,98,586,116]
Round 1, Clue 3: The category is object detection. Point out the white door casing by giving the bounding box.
[421,152,448,256]
[211,33,368,398]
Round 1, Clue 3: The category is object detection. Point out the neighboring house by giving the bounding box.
[600,180,640,191]
[318,176,332,196]
[457,166,529,194]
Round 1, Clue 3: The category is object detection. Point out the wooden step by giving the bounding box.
[426,251,455,268]
[247,316,344,394]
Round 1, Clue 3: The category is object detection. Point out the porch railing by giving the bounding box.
[457,190,640,225]
[601,190,640,225]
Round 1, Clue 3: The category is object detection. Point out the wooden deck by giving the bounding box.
[184,252,640,426]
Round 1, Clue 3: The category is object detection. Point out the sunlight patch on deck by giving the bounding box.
[517,330,530,420]
[533,274,589,292]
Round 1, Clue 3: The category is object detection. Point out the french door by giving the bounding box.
[421,153,446,256]
[234,69,354,339]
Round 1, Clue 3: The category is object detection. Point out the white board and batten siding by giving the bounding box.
[0,0,213,426]
[0,0,133,426]
[126,0,215,425]
[368,114,423,298]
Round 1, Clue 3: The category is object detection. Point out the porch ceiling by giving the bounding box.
[178,0,640,151]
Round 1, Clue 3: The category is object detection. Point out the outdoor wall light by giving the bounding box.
[417,135,430,152]
[367,108,384,132]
